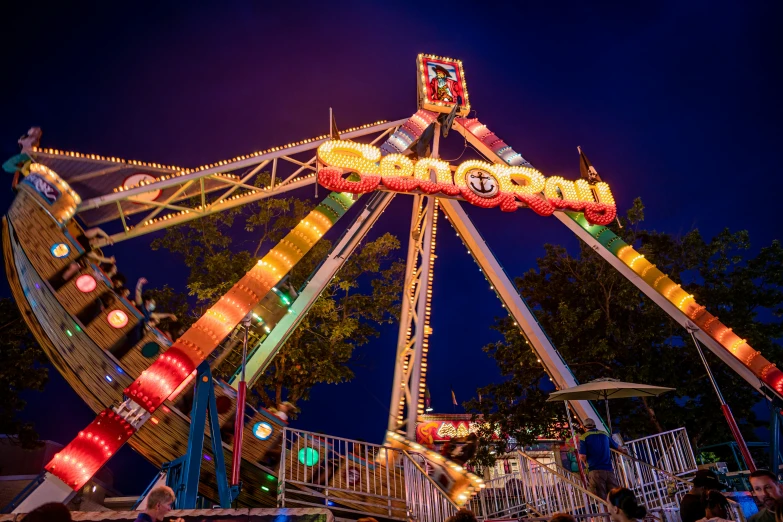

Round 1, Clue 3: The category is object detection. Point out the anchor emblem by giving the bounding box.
[466,169,499,198]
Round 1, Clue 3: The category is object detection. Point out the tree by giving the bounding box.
[467,199,783,464]
[151,176,404,410]
[249,233,404,407]
[0,298,49,448]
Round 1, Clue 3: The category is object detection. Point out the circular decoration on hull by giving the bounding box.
[252,421,273,441]
[75,274,97,293]
[298,447,320,466]
[107,310,129,328]
[141,342,161,358]
[51,243,70,258]
[122,173,161,203]
[464,168,499,198]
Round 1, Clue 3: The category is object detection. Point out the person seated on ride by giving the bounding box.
[3,127,41,190]
[61,250,117,282]
[111,273,131,298]
[135,278,177,328]
[271,401,295,422]
[75,226,113,251]
[159,320,185,342]
[448,433,478,466]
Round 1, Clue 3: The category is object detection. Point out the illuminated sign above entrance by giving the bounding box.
[316,140,617,225]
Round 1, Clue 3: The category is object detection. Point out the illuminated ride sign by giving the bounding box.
[316,140,617,226]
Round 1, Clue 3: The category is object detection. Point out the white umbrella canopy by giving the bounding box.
[547,378,675,432]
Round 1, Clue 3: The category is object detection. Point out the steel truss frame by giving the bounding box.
[64,120,406,246]
[389,194,439,439]
[388,128,441,439]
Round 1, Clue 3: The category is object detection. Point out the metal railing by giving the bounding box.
[403,452,459,522]
[469,452,608,522]
[611,449,746,522]
[624,428,698,477]
[611,448,690,511]
[467,469,531,520]
[278,428,458,522]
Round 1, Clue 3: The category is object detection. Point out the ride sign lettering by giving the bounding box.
[316,140,617,225]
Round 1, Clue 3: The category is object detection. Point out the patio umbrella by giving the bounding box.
[547,378,674,432]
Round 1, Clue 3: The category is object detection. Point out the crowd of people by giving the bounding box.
[15,464,783,522]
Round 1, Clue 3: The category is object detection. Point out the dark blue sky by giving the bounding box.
[2,1,782,495]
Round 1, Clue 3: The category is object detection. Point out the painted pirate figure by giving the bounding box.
[428,65,462,104]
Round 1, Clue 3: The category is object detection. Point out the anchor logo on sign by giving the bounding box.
[466,169,499,198]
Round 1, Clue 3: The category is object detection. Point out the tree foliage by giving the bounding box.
[467,199,783,464]
[250,233,404,407]
[151,175,403,410]
[0,298,49,448]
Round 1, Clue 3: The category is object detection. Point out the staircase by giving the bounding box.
[468,452,608,522]
[274,427,744,522]
[277,428,458,522]
[611,449,747,522]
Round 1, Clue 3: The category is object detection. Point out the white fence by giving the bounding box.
[404,452,459,522]
[468,452,608,522]
[278,428,457,522]
[624,428,698,477]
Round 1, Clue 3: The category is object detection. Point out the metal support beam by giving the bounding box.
[239,190,396,389]
[770,409,781,473]
[556,214,773,401]
[388,195,438,439]
[686,325,756,471]
[439,198,605,430]
[102,175,317,245]
[168,361,238,509]
[389,127,441,439]
[78,119,406,211]
[453,117,783,413]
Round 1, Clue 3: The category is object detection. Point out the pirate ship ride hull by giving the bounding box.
[3,177,284,507]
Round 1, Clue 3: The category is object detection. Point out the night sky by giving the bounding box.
[2,1,782,495]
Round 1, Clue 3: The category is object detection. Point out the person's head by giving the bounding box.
[550,513,577,522]
[607,487,647,521]
[142,292,156,312]
[111,273,126,289]
[693,469,723,492]
[750,470,783,509]
[445,508,478,522]
[279,401,294,414]
[22,502,72,522]
[703,490,729,520]
[145,485,176,521]
[584,418,597,431]
[358,518,379,522]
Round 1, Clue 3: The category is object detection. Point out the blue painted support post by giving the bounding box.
[770,409,781,474]
[178,362,211,508]
[172,361,239,509]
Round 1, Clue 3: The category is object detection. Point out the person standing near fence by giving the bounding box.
[135,486,184,522]
[579,417,623,500]
[681,469,724,522]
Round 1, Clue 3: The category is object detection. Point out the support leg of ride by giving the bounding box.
[769,407,781,473]
[12,473,75,514]
[721,404,756,472]
[169,361,240,509]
